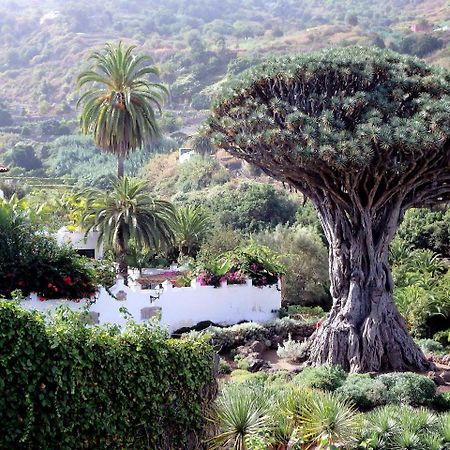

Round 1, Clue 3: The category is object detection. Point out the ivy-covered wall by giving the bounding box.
[0,301,217,449]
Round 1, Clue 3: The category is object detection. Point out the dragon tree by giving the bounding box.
[206,47,450,372]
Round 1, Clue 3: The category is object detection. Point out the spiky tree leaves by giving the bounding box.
[81,177,175,284]
[206,47,450,372]
[77,42,168,178]
[170,205,211,257]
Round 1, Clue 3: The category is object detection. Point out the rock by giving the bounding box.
[245,352,271,372]
[249,340,267,354]
[236,345,252,357]
[440,370,450,383]
[429,371,446,386]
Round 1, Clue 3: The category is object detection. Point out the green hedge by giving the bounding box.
[0,302,217,449]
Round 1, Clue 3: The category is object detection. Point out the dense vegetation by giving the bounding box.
[0,198,98,299]
[0,301,216,449]
[208,368,450,449]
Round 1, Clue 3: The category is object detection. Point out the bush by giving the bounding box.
[293,365,347,391]
[0,302,216,449]
[209,322,267,350]
[219,358,232,374]
[360,405,445,450]
[434,329,450,347]
[0,201,97,299]
[206,318,315,352]
[276,334,306,362]
[257,224,329,307]
[336,374,388,410]
[416,338,445,355]
[378,372,437,407]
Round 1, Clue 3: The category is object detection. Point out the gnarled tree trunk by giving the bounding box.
[305,205,432,373]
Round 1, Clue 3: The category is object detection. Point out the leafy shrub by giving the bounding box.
[195,242,283,287]
[256,224,330,305]
[208,181,298,233]
[392,246,450,338]
[280,305,325,320]
[219,358,232,374]
[276,334,307,362]
[336,374,388,410]
[209,322,266,350]
[432,392,450,412]
[397,208,450,257]
[416,338,445,355]
[293,365,347,391]
[206,318,315,351]
[0,201,97,299]
[434,329,450,347]
[234,354,251,371]
[0,302,216,449]
[378,372,437,407]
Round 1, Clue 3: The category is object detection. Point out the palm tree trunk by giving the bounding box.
[118,251,129,286]
[117,226,128,285]
[117,154,125,178]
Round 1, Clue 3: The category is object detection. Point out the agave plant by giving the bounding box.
[361,405,444,450]
[298,391,361,449]
[208,383,272,450]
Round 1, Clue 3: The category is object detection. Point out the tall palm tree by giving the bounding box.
[77,42,168,178]
[170,205,211,257]
[81,177,175,284]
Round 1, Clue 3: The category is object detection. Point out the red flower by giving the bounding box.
[63,276,72,285]
[316,320,322,329]
[38,296,45,302]
[47,283,53,288]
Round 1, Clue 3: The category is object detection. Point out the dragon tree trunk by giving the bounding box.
[305,204,432,372]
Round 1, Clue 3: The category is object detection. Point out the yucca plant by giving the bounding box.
[361,405,444,450]
[208,383,272,450]
[77,42,168,178]
[298,391,361,449]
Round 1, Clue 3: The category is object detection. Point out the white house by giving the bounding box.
[56,227,104,259]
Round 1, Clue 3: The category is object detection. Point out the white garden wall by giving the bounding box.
[20,279,281,333]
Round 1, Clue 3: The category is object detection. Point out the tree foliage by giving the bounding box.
[81,177,175,282]
[77,42,168,177]
[206,46,450,372]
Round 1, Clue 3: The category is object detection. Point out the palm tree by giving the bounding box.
[77,42,168,178]
[170,205,211,257]
[81,177,175,284]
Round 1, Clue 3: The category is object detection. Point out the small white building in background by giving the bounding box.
[56,227,104,259]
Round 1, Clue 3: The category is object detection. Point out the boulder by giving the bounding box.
[245,352,271,372]
[249,340,267,354]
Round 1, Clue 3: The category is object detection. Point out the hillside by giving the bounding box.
[0,0,448,117]
[0,0,449,189]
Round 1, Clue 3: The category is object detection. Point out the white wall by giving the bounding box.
[20,279,281,333]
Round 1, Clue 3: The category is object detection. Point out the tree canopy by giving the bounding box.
[207,47,450,215]
[206,46,450,372]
